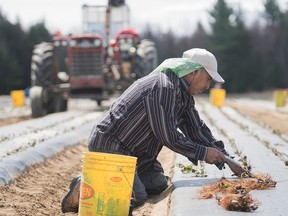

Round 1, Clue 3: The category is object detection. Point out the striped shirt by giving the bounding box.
[88,69,227,173]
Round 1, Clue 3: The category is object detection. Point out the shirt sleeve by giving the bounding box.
[143,87,208,162]
[179,104,228,154]
[178,101,229,169]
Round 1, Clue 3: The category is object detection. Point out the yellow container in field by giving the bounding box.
[273,90,286,107]
[79,152,137,216]
[10,90,25,107]
[210,88,226,107]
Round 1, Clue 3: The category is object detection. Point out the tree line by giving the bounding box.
[143,0,288,92]
[0,0,287,94]
[0,11,51,94]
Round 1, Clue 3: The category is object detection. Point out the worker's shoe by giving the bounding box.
[61,176,81,213]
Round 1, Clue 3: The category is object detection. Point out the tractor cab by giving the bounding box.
[114,28,140,61]
[67,34,107,105]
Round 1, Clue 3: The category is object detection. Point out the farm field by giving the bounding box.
[0,91,287,216]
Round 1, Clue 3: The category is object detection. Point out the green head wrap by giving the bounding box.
[152,58,203,78]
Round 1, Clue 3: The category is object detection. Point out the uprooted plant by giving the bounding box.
[198,173,276,212]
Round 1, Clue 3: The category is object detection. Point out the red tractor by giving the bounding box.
[67,34,113,105]
[29,1,158,118]
[29,33,112,117]
[29,34,70,118]
[107,28,157,90]
[82,1,157,90]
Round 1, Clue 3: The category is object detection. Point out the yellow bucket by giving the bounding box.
[273,90,286,107]
[209,88,226,107]
[79,152,137,216]
[10,90,25,107]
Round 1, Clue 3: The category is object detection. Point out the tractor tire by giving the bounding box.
[30,42,69,117]
[30,86,47,118]
[54,93,68,112]
[97,100,102,106]
[31,42,54,86]
[134,39,158,78]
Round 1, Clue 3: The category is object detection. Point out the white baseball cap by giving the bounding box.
[182,48,225,84]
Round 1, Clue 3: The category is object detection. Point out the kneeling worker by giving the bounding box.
[61,48,245,213]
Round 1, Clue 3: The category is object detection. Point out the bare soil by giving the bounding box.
[227,101,288,135]
[0,141,175,216]
[0,142,86,216]
[0,95,287,216]
[0,115,31,127]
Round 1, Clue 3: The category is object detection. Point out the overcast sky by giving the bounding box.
[0,0,287,36]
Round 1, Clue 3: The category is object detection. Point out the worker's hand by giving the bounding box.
[205,147,225,165]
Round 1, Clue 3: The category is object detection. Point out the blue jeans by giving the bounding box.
[132,162,168,206]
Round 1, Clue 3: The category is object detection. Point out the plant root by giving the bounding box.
[198,173,276,212]
[217,193,259,212]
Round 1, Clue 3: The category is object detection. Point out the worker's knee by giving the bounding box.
[132,173,148,206]
[132,164,169,206]
[133,193,147,207]
[139,171,168,195]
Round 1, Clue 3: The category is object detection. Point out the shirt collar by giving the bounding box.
[179,77,195,105]
[179,77,190,92]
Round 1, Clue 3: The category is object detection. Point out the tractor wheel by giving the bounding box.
[29,86,47,118]
[54,93,68,112]
[30,42,69,117]
[134,39,158,78]
[97,100,102,106]
[31,42,54,86]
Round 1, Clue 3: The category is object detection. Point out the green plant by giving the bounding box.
[176,162,207,177]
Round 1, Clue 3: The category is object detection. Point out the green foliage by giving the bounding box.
[220,181,230,189]
[0,10,52,94]
[262,0,288,88]
[210,0,234,43]
[177,163,193,173]
[176,162,207,177]
[150,0,288,93]
[27,22,52,45]
[264,0,283,25]
[272,129,281,135]
[208,0,254,92]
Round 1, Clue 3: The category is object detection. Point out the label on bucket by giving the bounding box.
[79,152,137,215]
[81,182,95,199]
[110,177,122,182]
[97,193,105,214]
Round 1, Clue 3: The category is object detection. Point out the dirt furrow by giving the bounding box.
[0,142,86,216]
[0,115,31,127]
[0,142,175,216]
[226,100,288,135]
[1,96,286,215]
